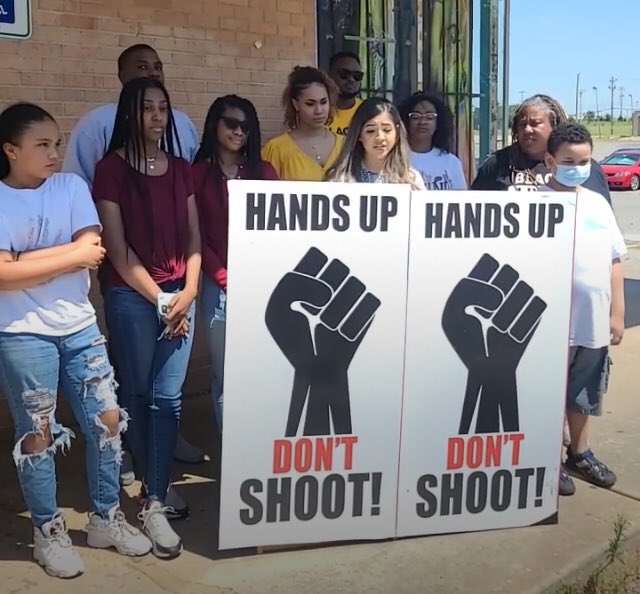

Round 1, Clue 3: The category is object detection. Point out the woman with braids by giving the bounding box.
[193,95,277,431]
[326,97,425,189]
[471,94,611,201]
[262,65,343,181]
[92,77,201,559]
[398,91,467,190]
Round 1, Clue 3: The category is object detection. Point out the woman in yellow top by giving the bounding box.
[262,66,343,181]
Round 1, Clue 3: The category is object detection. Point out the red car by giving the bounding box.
[601,150,640,191]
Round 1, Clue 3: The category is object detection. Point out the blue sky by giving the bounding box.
[507,0,637,116]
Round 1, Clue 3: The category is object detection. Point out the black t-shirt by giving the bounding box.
[471,145,611,203]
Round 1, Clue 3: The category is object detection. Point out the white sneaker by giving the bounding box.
[174,433,205,464]
[33,514,85,579]
[138,501,182,559]
[86,506,151,556]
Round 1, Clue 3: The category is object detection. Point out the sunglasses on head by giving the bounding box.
[338,68,364,82]
[222,116,249,134]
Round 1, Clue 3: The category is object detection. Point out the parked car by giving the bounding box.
[600,150,640,191]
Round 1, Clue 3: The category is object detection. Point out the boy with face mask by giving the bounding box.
[542,123,626,496]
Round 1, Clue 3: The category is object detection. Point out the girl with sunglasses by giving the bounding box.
[262,66,343,181]
[398,91,467,190]
[93,77,202,559]
[193,95,277,431]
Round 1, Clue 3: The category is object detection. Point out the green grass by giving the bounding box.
[583,120,634,138]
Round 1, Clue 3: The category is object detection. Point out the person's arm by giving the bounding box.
[0,241,103,291]
[165,194,202,322]
[587,159,612,205]
[470,155,500,190]
[261,139,283,178]
[202,242,227,290]
[450,155,468,190]
[610,258,625,345]
[96,200,162,304]
[262,161,280,181]
[17,226,101,261]
[61,124,104,189]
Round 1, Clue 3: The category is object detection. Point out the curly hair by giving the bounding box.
[398,91,455,153]
[282,65,338,130]
[547,122,593,156]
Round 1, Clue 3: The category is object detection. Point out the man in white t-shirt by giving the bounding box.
[542,123,626,497]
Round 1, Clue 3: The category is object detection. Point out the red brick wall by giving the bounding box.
[0,0,317,430]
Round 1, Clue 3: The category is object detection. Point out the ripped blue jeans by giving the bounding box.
[0,323,125,529]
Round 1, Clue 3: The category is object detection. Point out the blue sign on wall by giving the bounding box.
[0,0,30,39]
[0,1,16,24]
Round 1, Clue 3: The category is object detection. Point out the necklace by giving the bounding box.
[146,152,159,171]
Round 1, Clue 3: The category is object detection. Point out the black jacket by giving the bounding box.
[471,145,611,203]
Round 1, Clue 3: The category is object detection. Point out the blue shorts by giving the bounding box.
[566,346,611,416]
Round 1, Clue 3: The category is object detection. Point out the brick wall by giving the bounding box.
[0,0,317,431]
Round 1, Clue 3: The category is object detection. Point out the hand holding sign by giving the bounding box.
[442,253,547,435]
[266,247,381,437]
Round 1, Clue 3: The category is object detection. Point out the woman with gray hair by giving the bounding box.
[471,94,611,201]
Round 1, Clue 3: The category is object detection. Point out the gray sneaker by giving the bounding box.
[120,450,135,487]
[33,514,85,579]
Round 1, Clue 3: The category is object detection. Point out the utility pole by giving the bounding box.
[619,87,625,119]
[578,89,584,119]
[519,90,525,102]
[574,73,580,119]
[630,93,635,116]
[608,76,617,135]
[593,86,602,137]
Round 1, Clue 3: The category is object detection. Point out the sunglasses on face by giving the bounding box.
[338,68,364,82]
[222,116,249,134]
[408,112,438,122]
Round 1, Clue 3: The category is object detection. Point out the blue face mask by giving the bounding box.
[554,163,591,188]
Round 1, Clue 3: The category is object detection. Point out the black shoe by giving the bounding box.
[559,465,576,496]
[566,449,617,489]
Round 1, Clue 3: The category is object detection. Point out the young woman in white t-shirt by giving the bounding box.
[398,92,467,190]
[0,103,151,578]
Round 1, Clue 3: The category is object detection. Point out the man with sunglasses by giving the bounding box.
[328,51,364,137]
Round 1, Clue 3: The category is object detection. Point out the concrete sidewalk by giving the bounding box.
[1,323,639,594]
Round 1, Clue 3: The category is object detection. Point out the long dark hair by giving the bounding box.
[398,91,455,154]
[107,77,182,162]
[0,102,55,180]
[194,94,263,180]
[106,78,185,259]
[326,97,419,188]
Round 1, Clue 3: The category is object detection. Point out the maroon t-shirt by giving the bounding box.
[92,152,194,288]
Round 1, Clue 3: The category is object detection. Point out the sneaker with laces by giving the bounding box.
[138,500,183,559]
[566,449,617,489]
[33,514,85,579]
[559,465,576,496]
[136,483,189,521]
[86,506,151,556]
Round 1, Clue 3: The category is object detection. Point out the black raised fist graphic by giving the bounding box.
[442,254,547,434]
[266,247,381,437]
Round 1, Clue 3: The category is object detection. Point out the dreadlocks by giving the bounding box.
[511,94,568,144]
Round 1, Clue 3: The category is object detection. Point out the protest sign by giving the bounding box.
[396,191,577,536]
[219,180,411,549]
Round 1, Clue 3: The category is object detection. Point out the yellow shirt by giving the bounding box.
[328,98,363,137]
[261,132,343,181]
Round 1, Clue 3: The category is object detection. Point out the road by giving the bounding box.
[594,139,640,245]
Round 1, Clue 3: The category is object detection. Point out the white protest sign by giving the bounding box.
[219,180,411,549]
[396,191,576,536]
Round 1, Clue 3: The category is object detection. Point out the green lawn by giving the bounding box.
[583,119,634,138]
